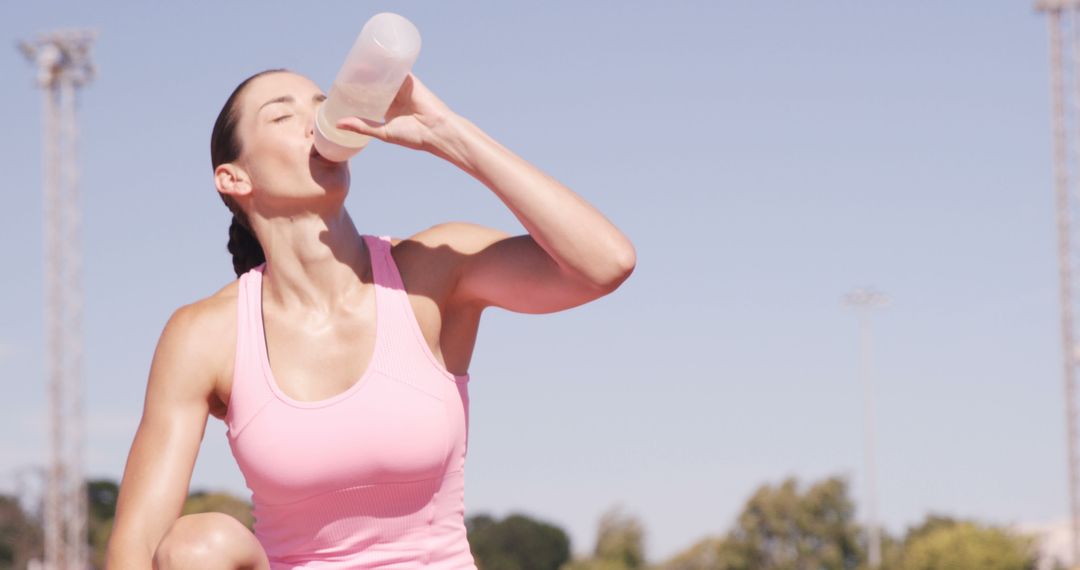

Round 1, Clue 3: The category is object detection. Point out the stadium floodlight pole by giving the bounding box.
[1036,0,1080,566]
[17,27,96,570]
[843,287,890,569]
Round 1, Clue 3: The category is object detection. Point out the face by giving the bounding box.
[215,71,349,214]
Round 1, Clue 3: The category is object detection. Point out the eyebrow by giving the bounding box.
[258,92,327,113]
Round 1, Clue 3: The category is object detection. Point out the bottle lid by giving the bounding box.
[313,116,362,162]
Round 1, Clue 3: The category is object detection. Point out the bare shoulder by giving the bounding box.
[405,221,511,255]
[183,279,239,337]
[390,222,511,276]
[385,222,510,298]
[157,279,239,416]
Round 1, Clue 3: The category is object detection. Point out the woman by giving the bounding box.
[105,68,635,569]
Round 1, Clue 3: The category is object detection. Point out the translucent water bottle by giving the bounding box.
[314,12,422,162]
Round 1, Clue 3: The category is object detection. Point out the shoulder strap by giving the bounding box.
[226,264,273,439]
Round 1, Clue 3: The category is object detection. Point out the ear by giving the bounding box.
[215,163,252,198]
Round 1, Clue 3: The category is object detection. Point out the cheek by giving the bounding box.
[250,136,306,176]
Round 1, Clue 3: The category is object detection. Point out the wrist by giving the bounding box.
[427,112,478,172]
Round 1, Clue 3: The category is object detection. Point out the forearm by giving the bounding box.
[429,113,636,288]
[105,529,155,569]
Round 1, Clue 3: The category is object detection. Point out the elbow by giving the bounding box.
[594,247,636,293]
[614,243,637,282]
[616,244,637,277]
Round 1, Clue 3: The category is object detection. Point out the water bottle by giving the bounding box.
[314,12,422,162]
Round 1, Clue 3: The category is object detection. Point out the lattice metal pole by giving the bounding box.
[18,28,96,570]
[1037,1,1080,566]
[843,288,890,569]
[60,53,89,570]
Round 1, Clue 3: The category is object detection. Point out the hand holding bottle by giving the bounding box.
[334,72,456,155]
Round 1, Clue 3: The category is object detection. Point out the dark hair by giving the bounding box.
[211,68,288,278]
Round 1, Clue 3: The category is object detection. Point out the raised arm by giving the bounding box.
[335,73,636,311]
[105,303,219,568]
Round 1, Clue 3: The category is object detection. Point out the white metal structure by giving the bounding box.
[18,28,97,570]
[843,287,890,569]
[1036,1,1080,566]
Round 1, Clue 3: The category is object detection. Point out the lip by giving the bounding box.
[310,146,331,162]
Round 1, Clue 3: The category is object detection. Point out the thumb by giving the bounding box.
[336,116,387,139]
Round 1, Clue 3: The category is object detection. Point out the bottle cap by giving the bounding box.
[313,115,361,162]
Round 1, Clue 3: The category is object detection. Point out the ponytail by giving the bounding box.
[227,211,265,278]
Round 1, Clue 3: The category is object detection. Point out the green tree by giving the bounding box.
[655,475,882,570]
[87,478,120,569]
[467,511,571,570]
[712,476,861,570]
[897,517,1037,570]
[0,494,43,570]
[654,536,729,570]
[560,504,649,570]
[593,504,647,569]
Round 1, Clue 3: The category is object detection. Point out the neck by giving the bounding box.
[254,206,370,314]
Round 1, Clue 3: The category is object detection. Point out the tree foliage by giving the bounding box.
[467,511,571,570]
[594,504,647,568]
[716,476,862,570]
[895,517,1037,570]
[657,477,1045,570]
[87,479,119,569]
[653,536,728,570]
[0,494,43,570]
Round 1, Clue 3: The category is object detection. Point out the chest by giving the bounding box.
[211,255,478,418]
[261,288,379,403]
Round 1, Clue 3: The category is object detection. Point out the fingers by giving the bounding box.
[335,116,387,140]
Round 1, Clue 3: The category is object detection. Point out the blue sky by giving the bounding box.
[0,0,1063,562]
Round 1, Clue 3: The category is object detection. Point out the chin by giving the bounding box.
[310,167,349,193]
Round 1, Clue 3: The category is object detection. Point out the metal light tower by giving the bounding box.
[843,287,890,569]
[1036,1,1080,567]
[18,28,96,570]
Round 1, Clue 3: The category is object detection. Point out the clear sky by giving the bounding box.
[0,0,1063,562]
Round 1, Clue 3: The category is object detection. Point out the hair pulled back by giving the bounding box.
[210,68,288,277]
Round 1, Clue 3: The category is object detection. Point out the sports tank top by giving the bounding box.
[224,234,476,569]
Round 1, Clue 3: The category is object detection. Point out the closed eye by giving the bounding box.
[273,115,292,122]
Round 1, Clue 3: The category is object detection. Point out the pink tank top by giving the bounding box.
[224,234,476,569]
